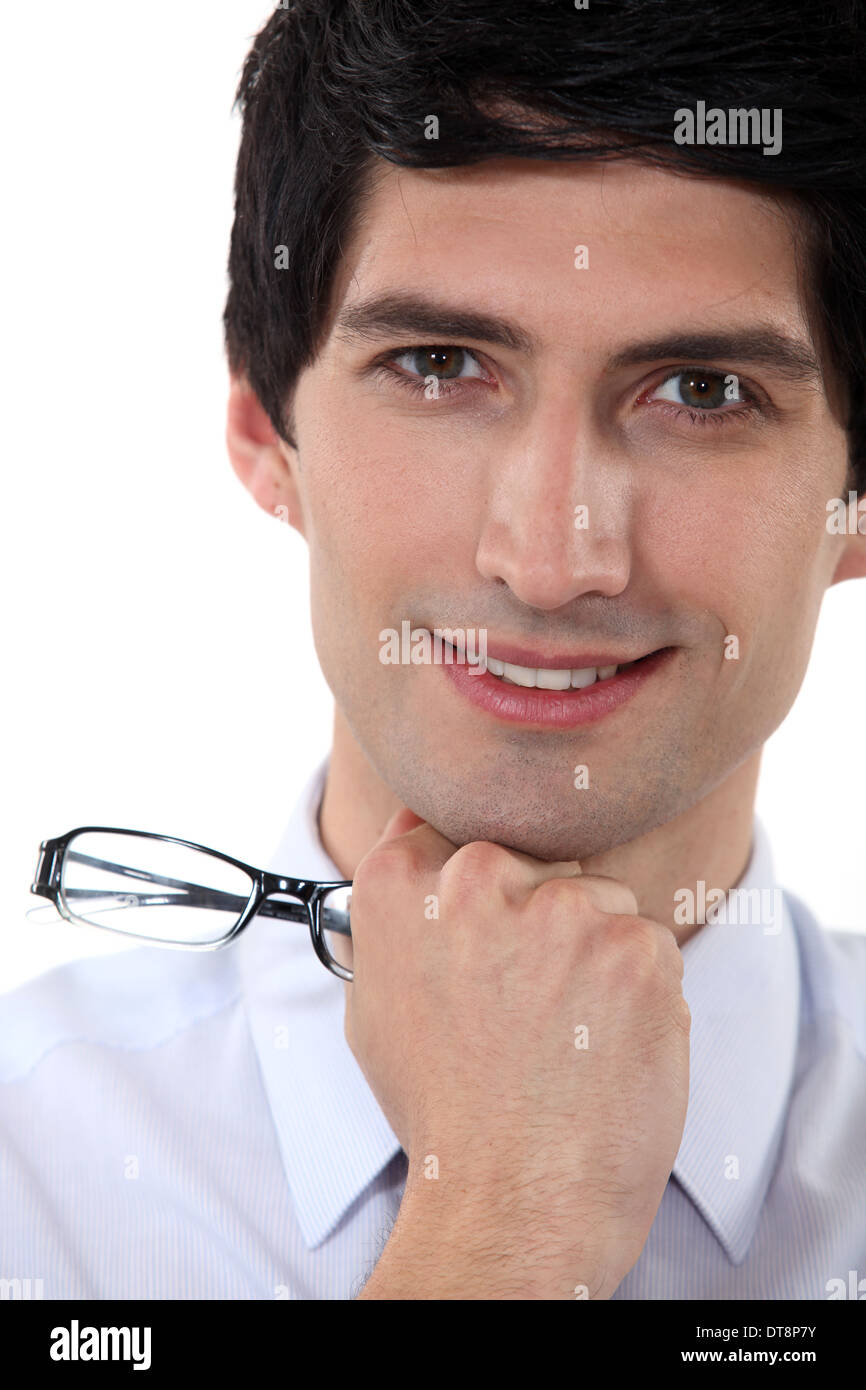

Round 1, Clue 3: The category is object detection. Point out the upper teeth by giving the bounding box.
[484,660,620,689]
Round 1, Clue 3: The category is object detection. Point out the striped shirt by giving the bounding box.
[1,760,864,1299]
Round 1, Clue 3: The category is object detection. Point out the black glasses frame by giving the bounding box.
[30,827,355,982]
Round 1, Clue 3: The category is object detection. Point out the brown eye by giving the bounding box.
[652,370,736,409]
[680,373,726,408]
[408,347,468,379]
[388,345,486,385]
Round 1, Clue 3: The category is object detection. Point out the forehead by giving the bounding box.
[327,156,809,350]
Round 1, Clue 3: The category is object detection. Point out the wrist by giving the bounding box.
[358,1170,610,1300]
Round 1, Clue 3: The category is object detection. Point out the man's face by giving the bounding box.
[267,157,858,859]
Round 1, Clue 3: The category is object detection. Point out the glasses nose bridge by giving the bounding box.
[259,870,315,904]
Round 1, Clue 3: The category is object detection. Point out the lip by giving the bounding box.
[442,646,676,728]
[469,640,656,670]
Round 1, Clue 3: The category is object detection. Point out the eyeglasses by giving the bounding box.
[29,827,355,981]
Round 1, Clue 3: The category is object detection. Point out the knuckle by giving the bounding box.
[678,993,692,1028]
[355,837,420,893]
[602,915,678,991]
[347,853,378,906]
[670,992,692,1035]
[654,923,687,981]
[615,915,663,963]
[440,840,512,895]
[529,874,588,920]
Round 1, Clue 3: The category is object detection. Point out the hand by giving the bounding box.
[344,808,690,1299]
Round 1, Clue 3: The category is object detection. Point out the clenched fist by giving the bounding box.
[344,807,690,1300]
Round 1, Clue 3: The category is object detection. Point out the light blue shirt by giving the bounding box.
[1,762,864,1300]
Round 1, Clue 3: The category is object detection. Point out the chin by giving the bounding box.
[406,802,620,863]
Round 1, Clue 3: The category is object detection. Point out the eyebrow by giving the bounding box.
[335,293,535,354]
[608,331,822,385]
[334,292,823,386]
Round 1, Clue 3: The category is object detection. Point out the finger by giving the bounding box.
[369,806,460,873]
[376,807,427,845]
[565,873,640,916]
[494,852,640,914]
[375,814,585,888]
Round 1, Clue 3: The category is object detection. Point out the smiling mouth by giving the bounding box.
[438,644,676,728]
[441,639,657,690]
[484,653,647,690]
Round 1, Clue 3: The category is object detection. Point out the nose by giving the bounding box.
[474,402,633,611]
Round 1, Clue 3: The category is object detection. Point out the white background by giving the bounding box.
[2,2,864,992]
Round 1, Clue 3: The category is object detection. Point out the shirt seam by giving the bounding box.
[0,989,244,1086]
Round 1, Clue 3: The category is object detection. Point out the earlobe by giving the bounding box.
[828,489,866,584]
[225,374,306,534]
[830,536,866,584]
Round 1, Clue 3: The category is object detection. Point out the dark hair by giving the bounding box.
[224,0,866,492]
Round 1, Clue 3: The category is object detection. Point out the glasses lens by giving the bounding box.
[321,884,353,976]
[60,831,254,945]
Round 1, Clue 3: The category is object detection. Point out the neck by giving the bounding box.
[318,707,761,947]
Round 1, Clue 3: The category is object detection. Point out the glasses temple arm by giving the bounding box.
[59,856,351,935]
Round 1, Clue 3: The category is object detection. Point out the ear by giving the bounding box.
[828,489,866,585]
[225,373,306,536]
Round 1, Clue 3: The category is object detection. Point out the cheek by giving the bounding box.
[303,417,479,608]
[641,471,826,697]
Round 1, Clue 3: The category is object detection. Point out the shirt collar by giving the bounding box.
[236,759,402,1250]
[241,763,799,1262]
[672,817,800,1264]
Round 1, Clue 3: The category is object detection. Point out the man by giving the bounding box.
[2,0,865,1300]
